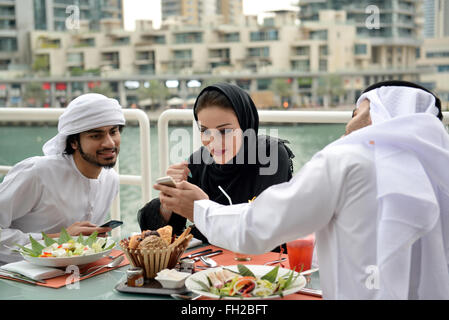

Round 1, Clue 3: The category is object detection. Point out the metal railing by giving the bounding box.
[159,110,348,176]
[158,109,449,176]
[0,108,151,239]
[1,108,448,237]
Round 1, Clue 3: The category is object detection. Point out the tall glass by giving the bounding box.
[286,234,315,272]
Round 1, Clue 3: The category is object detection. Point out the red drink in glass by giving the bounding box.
[286,234,315,272]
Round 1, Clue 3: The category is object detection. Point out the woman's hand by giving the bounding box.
[166,161,191,183]
[154,181,208,222]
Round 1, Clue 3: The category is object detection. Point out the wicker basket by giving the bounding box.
[120,231,192,279]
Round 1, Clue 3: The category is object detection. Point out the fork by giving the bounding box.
[199,255,218,268]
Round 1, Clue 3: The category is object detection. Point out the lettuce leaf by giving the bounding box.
[42,232,57,247]
[29,235,45,256]
[57,227,72,245]
[237,264,255,278]
[261,265,279,282]
[85,231,98,247]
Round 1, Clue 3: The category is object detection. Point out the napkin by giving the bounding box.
[187,237,203,249]
[0,261,65,281]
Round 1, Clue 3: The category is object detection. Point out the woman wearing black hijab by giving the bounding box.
[137,83,294,249]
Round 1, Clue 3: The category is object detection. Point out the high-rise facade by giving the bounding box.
[161,0,243,26]
[299,0,421,40]
[423,0,449,38]
[0,0,124,71]
[419,0,449,103]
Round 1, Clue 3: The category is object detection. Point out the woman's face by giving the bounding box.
[197,106,243,164]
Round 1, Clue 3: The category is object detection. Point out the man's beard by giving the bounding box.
[78,143,118,169]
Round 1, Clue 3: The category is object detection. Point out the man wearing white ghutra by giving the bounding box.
[0,93,126,264]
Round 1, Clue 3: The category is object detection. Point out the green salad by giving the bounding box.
[16,228,115,258]
[193,264,301,298]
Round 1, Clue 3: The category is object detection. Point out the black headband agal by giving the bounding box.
[363,80,443,121]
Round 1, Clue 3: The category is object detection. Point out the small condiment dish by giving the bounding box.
[155,269,191,289]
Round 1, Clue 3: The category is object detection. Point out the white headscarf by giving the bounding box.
[329,85,449,299]
[43,93,126,156]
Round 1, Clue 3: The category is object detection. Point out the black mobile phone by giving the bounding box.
[100,220,123,229]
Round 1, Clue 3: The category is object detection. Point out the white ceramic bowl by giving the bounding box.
[155,269,191,289]
[20,237,116,268]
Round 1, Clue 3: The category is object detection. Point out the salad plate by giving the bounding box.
[185,264,306,300]
[17,229,116,268]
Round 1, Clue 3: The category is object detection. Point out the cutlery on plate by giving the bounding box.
[181,248,213,260]
[199,256,218,268]
[80,255,124,277]
[263,257,287,266]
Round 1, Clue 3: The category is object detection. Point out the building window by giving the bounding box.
[248,47,270,57]
[221,32,240,42]
[174,32,202,44]
[250,29,279,42]
[319,59,327,71]
[0,37,17,52]
[257,79,271,90]
[354,44,367,55]
[291,60,310,72]
[294,46,310,56]
[437,65,449,73]
[426,51,449,58]
[309,30,327,40]
[173,49,192,60]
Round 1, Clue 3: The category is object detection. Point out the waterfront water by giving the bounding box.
[0,123,345,237]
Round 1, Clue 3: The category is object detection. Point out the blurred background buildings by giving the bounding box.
[0,0,447,109]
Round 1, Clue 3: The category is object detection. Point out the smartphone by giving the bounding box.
[156,176,176,188]
[100,220,123,229]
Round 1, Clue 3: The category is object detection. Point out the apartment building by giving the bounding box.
[417,0,449,106]
[161,0,243,26]
[9,9,422,109]
[0,0,123,72]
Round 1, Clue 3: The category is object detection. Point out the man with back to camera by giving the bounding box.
[0,93,126,264]
[154,81,449,299]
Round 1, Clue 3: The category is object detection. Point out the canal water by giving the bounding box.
[0,123,345,237]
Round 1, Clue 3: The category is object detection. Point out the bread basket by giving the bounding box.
[120,227,192,279]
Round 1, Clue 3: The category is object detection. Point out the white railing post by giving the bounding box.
[157,109,194,177]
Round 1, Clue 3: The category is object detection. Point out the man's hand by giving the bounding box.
[47,221,112,238]
[153,181,209,221]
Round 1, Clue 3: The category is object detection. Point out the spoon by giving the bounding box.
[199,255,218,268]
[81,255,124,277]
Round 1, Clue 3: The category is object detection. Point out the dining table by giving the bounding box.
[0,244,322,300]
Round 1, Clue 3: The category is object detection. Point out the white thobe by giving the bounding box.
[0,154,119,264]
[194,143,395,299]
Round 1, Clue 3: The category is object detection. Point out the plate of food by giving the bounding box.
[185,264,306,300]
[15,228,116,267]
